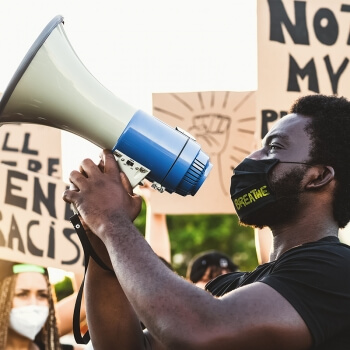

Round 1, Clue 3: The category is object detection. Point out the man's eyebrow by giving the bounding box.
[262,132,290,146]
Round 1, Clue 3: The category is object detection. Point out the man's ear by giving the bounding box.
[305,166,335,190]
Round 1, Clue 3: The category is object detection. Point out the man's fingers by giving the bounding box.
[79,158,103,178]
[69,169,88,189]
[100,149,122,178]
[62,186,80,204]
[120,171,134,195]
[69,182,79,191]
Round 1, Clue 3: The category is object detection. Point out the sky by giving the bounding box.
[0,0,257,180]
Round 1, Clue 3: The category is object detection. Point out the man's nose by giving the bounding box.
[247,148,264,160]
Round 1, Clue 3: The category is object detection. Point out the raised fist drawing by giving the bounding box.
[188,114,231,195]
[188,114,231,156]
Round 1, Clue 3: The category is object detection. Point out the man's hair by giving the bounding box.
[289,94,350,228]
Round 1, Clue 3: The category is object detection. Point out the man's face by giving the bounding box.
[239,113,313,228]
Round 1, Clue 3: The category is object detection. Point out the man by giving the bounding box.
[63,94,350,349]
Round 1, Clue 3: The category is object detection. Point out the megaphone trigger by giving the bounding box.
[113,149,150,190]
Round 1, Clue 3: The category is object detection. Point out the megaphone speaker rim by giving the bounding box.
[0,15,64,116]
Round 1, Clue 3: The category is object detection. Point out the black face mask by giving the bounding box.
[230,158,279,221]
[230,158,313,221]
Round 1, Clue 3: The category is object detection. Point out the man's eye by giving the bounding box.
[266,144,280,154]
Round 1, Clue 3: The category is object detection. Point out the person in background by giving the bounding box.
[186,250,238,289]
[0,260,84,350]
[254,227,273,264]
[55,272,87,343]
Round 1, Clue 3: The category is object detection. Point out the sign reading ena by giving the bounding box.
[0,164,83,272]
[0,123,84,273]
[257,0,350,139]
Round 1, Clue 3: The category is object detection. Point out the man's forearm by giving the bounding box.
[98,213,216,348]
[85,256,145,350]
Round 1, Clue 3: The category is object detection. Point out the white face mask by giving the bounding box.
[9,305,49,340]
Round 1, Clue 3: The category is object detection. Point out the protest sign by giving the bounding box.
[0,123,62,178]
[149,91,257,214]
[0,163,84,272]
[257,0,350,138]
[0,123,84,272]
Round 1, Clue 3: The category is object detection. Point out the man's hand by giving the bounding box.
[62,149,143,241]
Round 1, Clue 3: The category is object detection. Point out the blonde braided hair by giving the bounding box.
[0,275,16,348]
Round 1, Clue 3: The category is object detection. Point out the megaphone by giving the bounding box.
[0,15,212,196]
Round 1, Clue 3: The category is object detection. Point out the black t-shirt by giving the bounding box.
[206,236,350,349]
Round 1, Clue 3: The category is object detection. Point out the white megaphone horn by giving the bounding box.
[0,15,212,196]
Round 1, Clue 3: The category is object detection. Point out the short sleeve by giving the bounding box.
[260,242,350,347]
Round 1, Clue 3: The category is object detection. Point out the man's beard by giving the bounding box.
[239,166,308,229]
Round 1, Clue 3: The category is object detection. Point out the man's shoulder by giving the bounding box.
[290,236,350,257]
[277,236,350,268]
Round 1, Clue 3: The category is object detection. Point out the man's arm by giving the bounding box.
[92,215,312,349]
[83,227,167,350]
[85,254,144,349]
[63,150,312,350]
